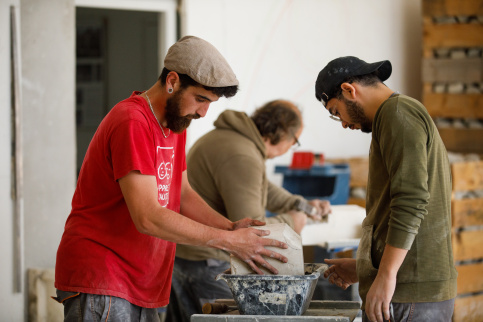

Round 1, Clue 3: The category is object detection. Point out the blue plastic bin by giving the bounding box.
[274,163,350,205]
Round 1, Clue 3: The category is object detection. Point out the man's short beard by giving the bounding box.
[340,96,372,133]
[165,88,200,133]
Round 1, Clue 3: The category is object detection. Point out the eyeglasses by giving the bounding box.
[329,114,342,122]
[328,105,342,122]
[320,93,330,107]
[321,93,341,122]
[291,131,301,149]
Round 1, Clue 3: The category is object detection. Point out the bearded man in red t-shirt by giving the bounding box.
[53,35,289,321]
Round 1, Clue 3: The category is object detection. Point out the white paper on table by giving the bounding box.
[301,205,366,246]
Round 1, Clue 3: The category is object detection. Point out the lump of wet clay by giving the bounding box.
[230,223,304,275]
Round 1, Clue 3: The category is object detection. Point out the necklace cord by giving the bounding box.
[144,92,170,138]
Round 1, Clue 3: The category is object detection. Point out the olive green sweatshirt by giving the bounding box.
[176,110,302,262]
[357,94,457,308]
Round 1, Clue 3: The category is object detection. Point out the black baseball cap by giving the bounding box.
[315,56,392,106]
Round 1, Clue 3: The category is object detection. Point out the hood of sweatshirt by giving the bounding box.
[213,109,266,158]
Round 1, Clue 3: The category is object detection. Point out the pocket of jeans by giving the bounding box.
[51,289,80,304]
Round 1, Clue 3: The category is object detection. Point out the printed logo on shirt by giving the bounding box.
[156,146,175,207]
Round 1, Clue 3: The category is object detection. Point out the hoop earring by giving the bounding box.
[168,88,173,94]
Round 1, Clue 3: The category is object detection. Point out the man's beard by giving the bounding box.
[341,96,372,133]
[165,89,201,133]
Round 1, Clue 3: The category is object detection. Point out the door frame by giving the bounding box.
[75,0,177,72]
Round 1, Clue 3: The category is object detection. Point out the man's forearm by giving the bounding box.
[180,184,233,230]
[378,244,408,279]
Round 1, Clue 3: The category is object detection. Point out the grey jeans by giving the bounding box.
[362,298,455,322]
[165,257,232,322]
[53,290,161,322]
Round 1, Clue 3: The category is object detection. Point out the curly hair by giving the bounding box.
[159,67,238,98]
[251,100,301,145]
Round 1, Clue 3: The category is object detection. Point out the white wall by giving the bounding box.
[0,0,76,320]
[182,0,422,184]
[21,0,77,275]
[0,1,24,320]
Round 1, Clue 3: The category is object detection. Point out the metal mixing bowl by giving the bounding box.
[215,263,328,316]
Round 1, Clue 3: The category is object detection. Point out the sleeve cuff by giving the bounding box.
[386,227,416,250]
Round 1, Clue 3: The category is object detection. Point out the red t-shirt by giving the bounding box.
[55,92,186,308]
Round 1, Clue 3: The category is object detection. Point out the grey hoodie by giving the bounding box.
[176,110,301,262]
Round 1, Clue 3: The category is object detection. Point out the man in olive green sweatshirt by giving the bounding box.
[315,56,457,322]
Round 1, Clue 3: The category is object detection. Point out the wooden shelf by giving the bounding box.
[423,91,483,118]
[347,197,365,208]
[423,24,483,57]
[438,128,483,154]
[452,198,483,227]
[450,160,483,321]
[457,262,483,295]
[452,229,483,261]
[451,161,483,191]
[421,2,482,320]
[454,293,483,322]
[423,0,483,17]
[422,57,482,83]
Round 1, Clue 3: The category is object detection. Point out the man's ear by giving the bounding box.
[165,71,180,92]
[340,82,356,100]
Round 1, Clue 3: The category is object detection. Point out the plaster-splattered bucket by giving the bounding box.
[215,263,328,316]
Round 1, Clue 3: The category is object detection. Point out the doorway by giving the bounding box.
[75,1,176,174]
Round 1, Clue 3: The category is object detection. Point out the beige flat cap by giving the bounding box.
[164,35,239,87]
